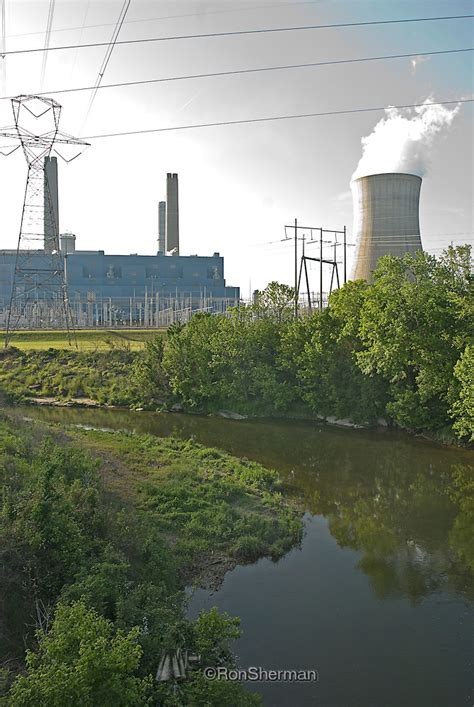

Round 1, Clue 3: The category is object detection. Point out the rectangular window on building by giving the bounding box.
[106,265,122,279]
[145,267,159,278]
[207,266,220,280]
[82,266,95,279]
[169,264,183,278]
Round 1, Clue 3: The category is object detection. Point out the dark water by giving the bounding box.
[11,406,474,707]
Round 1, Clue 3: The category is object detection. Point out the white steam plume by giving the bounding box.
[352,99,460,180]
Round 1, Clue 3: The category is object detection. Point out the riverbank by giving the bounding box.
[66,423,304,588]
[0,339,470,448]
[3,402,471,706]
[0,410,302,703]
[12,396,470,449]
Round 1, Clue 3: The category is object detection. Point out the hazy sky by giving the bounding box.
[0,0,472,295]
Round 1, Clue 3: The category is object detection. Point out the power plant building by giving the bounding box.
[351,172,423,281]
[0,166,239,327]
[0,245,239,326]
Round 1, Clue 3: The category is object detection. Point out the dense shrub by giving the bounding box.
[159,246,473,439]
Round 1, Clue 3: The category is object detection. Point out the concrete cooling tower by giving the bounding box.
[351,172,423,281]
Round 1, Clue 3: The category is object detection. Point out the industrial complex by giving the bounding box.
[0,96,429,333]
[0,162,425,328]
[0,160,240,329]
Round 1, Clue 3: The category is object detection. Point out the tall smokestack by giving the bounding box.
[351,172,423,282]
[158,201,166,254]
[44,156,59,254]
[166,172,179,256]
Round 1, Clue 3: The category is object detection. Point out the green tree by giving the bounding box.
[279,280,387,423]
[8,601,151,706]
[5,440,103,601]
[449,345,474,441]
[131,335,170,408]
[253,281,295,323]
[162,313,224,408]
[192,607,242,667]
[356,247,472,432]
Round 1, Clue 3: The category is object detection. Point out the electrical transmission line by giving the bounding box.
[2,14,473,57]
[79,0,131,132]
[69,0,91,84]
[1,47,471,101]
[40,0,56,90]
[1,0,5,96]
[4,1,327,39]
[0,95,89,346]
[80,98,473,140]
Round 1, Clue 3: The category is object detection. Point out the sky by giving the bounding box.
[0,0,472,296]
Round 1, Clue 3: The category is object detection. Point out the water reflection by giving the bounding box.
[10,406,474,603]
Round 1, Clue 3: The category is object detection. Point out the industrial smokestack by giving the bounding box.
[351,172,423,282]
[158,201,166,254]
[166,173,179,256]
[44,156,59,254]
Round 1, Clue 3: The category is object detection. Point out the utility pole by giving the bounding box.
[284,222,350,313]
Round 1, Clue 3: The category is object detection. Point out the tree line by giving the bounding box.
[137,247,472,442]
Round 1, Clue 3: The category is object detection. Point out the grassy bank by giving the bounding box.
[0,347,139,406]
[69,425,303,581]
[0,328,164,351]
[0,412,302,704]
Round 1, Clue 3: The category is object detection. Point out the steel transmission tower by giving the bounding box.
[0,95,89,346]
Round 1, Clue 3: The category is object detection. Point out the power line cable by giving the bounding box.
[69,0,91,83]
[81,98,473,140]
[241,232,474,246]
[2,14,473,57]
[40,0,56,90]
[80,0,131,133]
[4,1,327,39]
[1,0,6,96]
[3,46,471,101]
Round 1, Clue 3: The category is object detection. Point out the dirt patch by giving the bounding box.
[182,551,238,592]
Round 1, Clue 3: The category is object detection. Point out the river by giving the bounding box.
[12,405,474,707]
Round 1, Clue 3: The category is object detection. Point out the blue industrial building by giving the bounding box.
[0,168,240,327]
[0,239,240,326]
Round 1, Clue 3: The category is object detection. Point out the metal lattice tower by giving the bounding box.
[0,95,89,346]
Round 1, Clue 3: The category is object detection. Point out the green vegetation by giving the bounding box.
[0,328,164,351]
[0,414,300,703]
[0,247,471,442]
[0,347,139,406]
[69,426,302,569]
[157,246,473,441]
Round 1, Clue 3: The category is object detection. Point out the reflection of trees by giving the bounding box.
[316,453,474,603]
[446,465,474,574]
[15,407,474,603]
